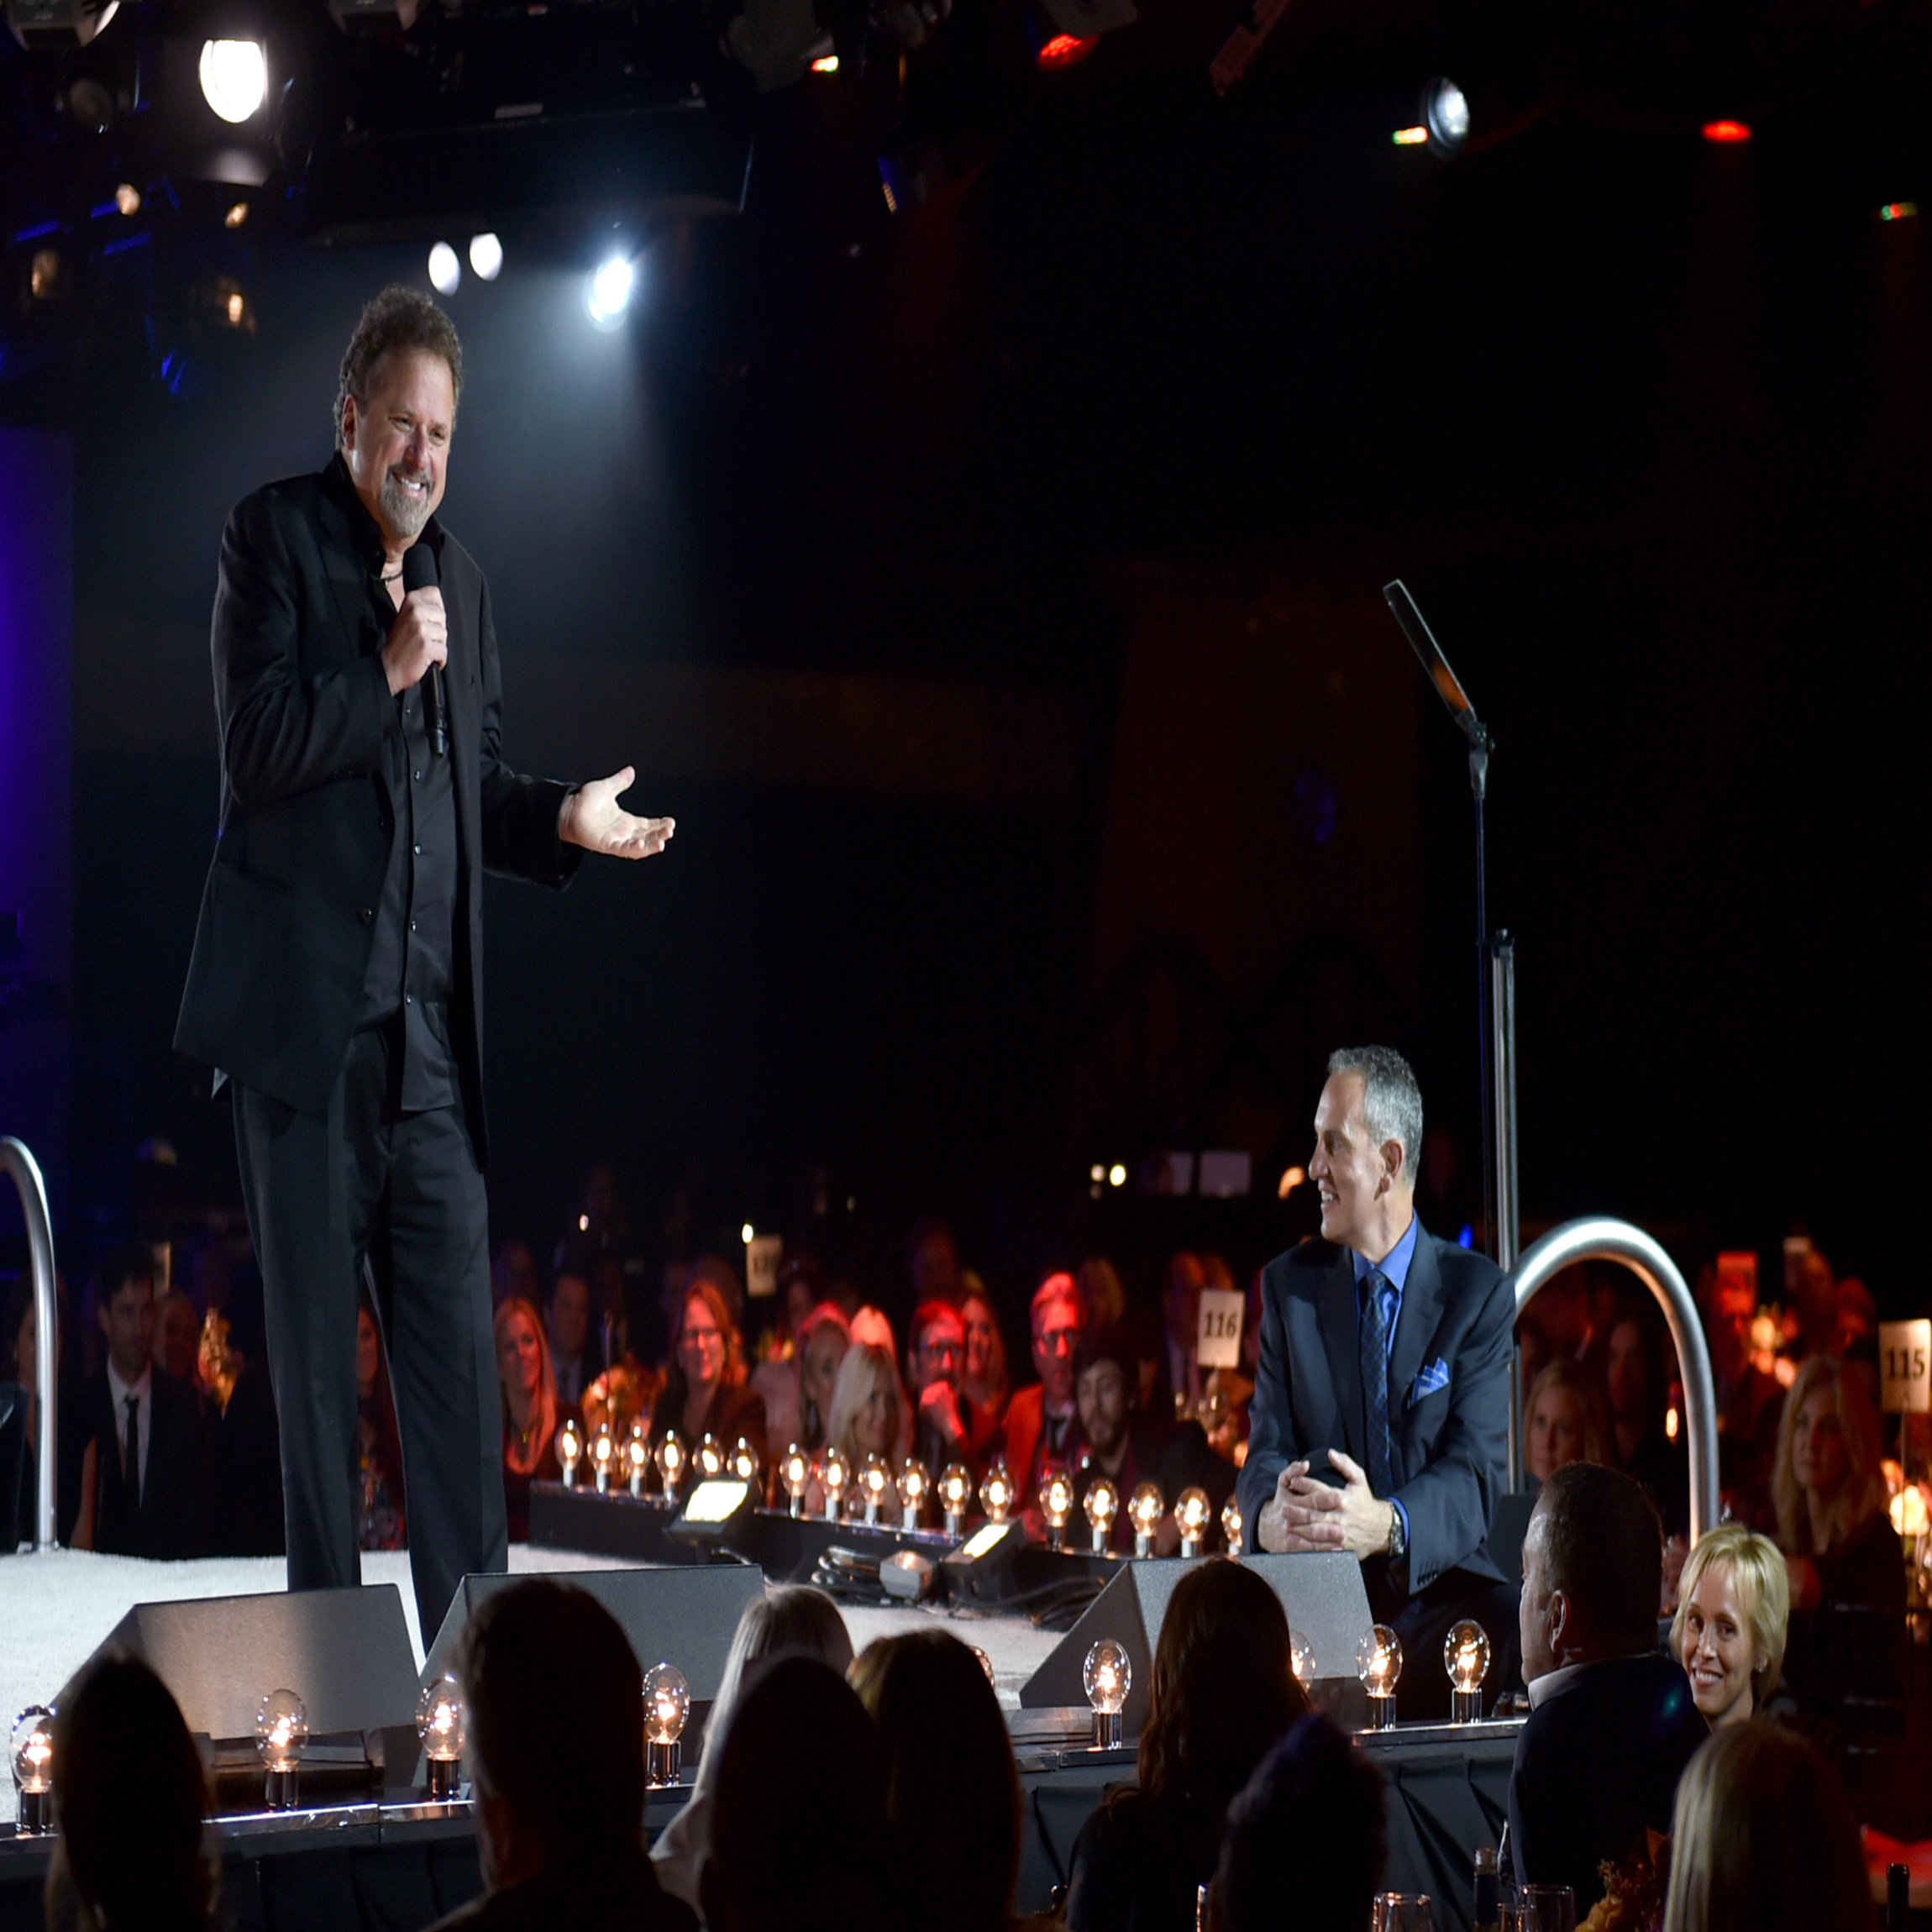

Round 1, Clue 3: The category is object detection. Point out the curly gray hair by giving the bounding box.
[334,285,464,451]
[1326,1045,1422,1188]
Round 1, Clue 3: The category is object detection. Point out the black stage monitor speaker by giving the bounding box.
[55,1585,421,1740]
[418,1563,765,1699]
[1020,1553,1373,1737]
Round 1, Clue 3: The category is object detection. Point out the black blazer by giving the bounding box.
[174,459,580,1163]
[1507,1651,1706,1915]
[78,1368,207,1561]
[1234,1221,1513,1597]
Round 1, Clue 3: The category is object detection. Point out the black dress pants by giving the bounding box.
[234,1021,506,1643]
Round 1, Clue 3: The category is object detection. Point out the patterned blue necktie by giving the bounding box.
[1359,1272,1394,1499]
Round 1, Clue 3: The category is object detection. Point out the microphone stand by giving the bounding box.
[1382,581,1523,1483]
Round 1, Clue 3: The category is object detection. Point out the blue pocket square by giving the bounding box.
[1407,1358,1451,1406]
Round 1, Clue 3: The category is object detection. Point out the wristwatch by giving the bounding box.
[1384,1502,1407,1560]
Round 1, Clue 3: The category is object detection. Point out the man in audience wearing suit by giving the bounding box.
[1236,1045,1518,1718]
[1003,1273,1087,1492]
[73,1244,207,1559]
[1508,1462,1706,1914]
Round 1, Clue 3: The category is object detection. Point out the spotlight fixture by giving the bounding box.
[897,1457,928,1529]
[781,1442,810,1516]
[1221,1495,1243,1554]
[1444,1620,1491,1722]
[1128,1481,1163,1557]
[1082,1639,1131,1748]
[224,202,249,228]
[1038,1469,1074,1550]
[4,0,118,50]
[199,39,268,124]
[1289,1629,1315,1687]
[557,1418,583,1486]
[255,1688,308,1809]
[1084,1474,1119,1553]
[591,1423,617,1494]
[1174,1487,1211,1557]
[979,1457,1015,1525]
[1701,118,1751,144]
[1356,1625,1403,1730]
[28,246,71,304]
[939,1461,973,1536]
[642,1663,690,1787]
[654,1430,686,1501]
[819,1444,850,1520]
[585,254,634,330]
[415,1677,465,1800]
[10,1706,55,1835]
[428,242,459,295]
[468,234,502,281]
[114,183,140,215]
[858,1452,892,1525]
[1421,77,1469,155]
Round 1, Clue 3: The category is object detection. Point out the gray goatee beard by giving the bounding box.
[381,470,433,541]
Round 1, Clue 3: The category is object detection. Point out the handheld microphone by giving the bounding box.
[402,541,447,759]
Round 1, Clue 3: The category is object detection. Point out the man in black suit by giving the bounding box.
[1508,1462,1704,1914]
[1235,1046,1516,1717]
[73,1245,206,1559]
[175,287,673,1638]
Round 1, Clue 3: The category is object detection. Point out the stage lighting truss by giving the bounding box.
[4,0,117,51]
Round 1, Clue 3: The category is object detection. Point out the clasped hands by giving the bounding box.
[1255,1449,1395,1558]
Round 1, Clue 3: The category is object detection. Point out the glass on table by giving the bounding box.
[1517,1885,1576,1932]
[1372,1896,1436,1932]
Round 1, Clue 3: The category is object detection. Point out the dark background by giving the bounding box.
[3,0,1927,1326]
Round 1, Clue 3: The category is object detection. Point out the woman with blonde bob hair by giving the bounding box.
[1670,1523,1788,1730]
[823,1341,910,1486]
[1663,1722,1872,1932]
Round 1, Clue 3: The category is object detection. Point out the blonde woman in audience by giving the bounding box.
[1523,1357,1612,1483]
[1771,1354,1896,1610]
[1663,1721,1872,1932]
[1670,1522,1788,1730]
[820,1341,911,1505]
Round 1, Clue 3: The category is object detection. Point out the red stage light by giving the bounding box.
[1702,119,1751,144]
[1037,32,1095,68]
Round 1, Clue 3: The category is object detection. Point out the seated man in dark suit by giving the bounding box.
[1235,1046,1517,1717]
[1074,1326,1234,1552]
[71,1244,207,1559]
[1003,1273,1087,1493]
[1508,1462,1706,1916]
[428,1578,695,1932]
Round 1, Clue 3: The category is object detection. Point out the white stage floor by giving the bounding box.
[0,1545,1065,1826]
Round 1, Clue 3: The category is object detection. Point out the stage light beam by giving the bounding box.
[428,243,460,296]
[199,39,267,123]
[469,233,502,281]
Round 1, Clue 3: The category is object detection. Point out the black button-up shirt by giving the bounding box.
[328,457,461,1112]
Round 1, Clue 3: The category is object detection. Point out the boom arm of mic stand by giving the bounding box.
[1383,580,1494,793]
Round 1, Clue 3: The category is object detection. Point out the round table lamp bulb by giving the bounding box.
[643,1662,690,1787]
[654,1431,686,1502]
[415,1677,466,1798]
[1128,1481,1164,1557]
[1083,1637,1132,1748]
[1290,1629,1316,1687]
[1038,1469,1074,1548]
[1221,1496,1244,1554]
[9,1706,55,1835]
[940,1461,974,1534]
[557,1419,582,1488]
[979,1458,1014,1525]
[1084,1474,1120,1552]
[1175,1485,1211,1557]
[591,1422,617,1495]
[898,1457,929,1529]
[1356,1624,1403,1728]
[255,1688,309,1808]
[782,1443,811,1516]
[820,1444,850,1520]
[1444,1619,1491,1721]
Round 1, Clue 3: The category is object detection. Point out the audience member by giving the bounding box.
[1160,1252,1205,1415]
[1698,1259,1784,1520]
[1077,1257,1126,1329]
[1509,1462,1707,1916]
[908,1300,1000,1475]
[552,1163,636,1284]
[649,1281,767,1476]
[356,1301,407,1550]
[701,1656,889,1932]
[491,1240,542,1310]
[1067,1558,1310,1932]
[1772,1353,1898,1611]
[1782,1240,1839,1366]
[153,1291,202,1388]
[429,1579,694,1932]
[1663,1722,1874,1932]
[960,1278,1011,1427]
[46,1653,218,1932]
[1207,1714,1386,1932]
[71,1245,206,1558]
[1591,1299,1689,1534]
[1671,1523,1789,1730]
[822,1341,910,1499]
[749,1258,826,1450]
[544,1270,601,1412]
[650,1583,854,1911]
[851,1630,1022,1932]
[1072,1326,1233,1554]
[1005,1273,1086,1491]
[793,1301,851,1452]
[1524,1357,1611,1484]
[495,1295,560,1543]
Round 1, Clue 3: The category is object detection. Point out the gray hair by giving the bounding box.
[334,284,464,451]
[1326,1045,1422,1189]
